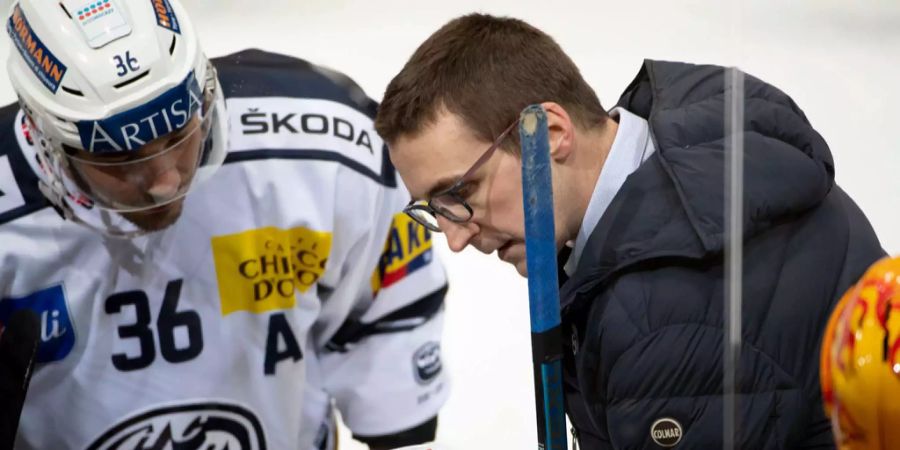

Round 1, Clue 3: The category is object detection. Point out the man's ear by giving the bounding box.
[541,101,575,162]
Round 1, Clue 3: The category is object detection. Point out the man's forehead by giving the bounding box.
[390,112,479,199]
[397,110,472,148]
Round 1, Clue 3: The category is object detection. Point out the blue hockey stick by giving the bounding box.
[519,104,567,450]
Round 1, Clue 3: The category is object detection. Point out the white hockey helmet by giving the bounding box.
[5,0,226,230]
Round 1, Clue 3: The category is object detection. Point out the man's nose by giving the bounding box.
[438,215,478,253]
[137,153,183,202]
[146,167,182,202]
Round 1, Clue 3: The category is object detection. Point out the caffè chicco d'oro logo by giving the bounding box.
[211,226,331,315]
[650,417,683,447]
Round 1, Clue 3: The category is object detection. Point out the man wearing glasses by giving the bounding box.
[375,13,885,449]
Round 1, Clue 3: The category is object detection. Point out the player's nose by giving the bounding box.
[146,167,182,202]
[440,216,478,253]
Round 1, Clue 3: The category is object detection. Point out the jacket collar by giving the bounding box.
[561,60,835,307]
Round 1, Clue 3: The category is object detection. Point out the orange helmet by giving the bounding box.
[821,256,900,449]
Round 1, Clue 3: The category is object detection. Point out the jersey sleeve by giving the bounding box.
[320,199,450,438]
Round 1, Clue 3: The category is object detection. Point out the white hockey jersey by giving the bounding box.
[0,49,449,450]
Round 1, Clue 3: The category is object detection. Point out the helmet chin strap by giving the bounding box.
[37,177,151,239]
[35,140,152,240]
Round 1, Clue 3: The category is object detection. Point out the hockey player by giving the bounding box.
[0,0,449,449]
[820,256,900,450]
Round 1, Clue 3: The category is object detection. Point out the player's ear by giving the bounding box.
[541,102,574,162]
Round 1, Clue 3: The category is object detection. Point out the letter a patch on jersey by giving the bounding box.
[371,214,434,295]
[211,226,332,315]
[0,285,76,362]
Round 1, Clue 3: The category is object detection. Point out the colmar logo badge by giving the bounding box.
[212,226,332,315]
[650,417,683,447]
[413,341,442,385]
[87,401,266,450]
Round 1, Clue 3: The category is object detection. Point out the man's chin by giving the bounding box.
[514,260,529,277]
[500,255,528,277]
[497,243,529,277]
[121,200,185,232]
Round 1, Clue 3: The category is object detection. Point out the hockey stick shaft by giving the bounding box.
[519,104,567,450]
[0,308,40,448]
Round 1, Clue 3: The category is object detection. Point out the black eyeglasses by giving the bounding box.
[404,119,518,232]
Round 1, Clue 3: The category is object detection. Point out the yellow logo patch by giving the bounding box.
[211,226,332,315]
[371,213,434,294]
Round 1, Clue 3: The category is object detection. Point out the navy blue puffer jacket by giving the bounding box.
[559,60,885,449]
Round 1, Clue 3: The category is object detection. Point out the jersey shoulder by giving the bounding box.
[212,49,377,118]
[0,103,50,226]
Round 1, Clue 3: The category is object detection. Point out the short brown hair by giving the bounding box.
[375,13,608,150]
